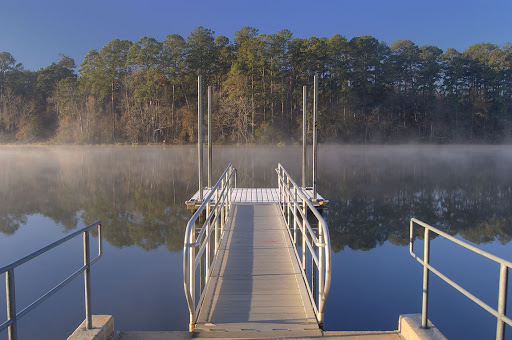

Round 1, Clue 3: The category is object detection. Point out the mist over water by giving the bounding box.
[1,145,512,339]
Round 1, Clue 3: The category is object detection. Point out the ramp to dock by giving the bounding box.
[195,203,320,334]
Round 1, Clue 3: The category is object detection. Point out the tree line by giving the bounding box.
[1,26,512,144]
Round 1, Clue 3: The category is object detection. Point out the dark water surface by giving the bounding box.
[1,145,512,339]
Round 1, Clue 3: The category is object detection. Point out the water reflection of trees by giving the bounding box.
[1,145,512,253]
[0,146,199,252]
[320,147,512,251]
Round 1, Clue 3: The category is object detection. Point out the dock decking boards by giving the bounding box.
[187,188,327,205]
[195,203,320,334]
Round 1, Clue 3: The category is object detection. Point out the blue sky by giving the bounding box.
[1,0,511,71]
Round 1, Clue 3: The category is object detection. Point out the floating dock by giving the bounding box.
[186,187,329,209]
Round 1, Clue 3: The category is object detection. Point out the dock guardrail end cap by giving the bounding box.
[67,315,114,340]
[399,314,448,340]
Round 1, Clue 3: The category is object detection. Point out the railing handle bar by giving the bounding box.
[411,218,512,268]
[0,221,102,274]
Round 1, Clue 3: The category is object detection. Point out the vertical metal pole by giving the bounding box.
[83,231,92,330]
[224,172,228,222]
[293,187,298,244]
[229,169,233,211]
[189,229,195,332]
[278,166,282,207]
[205,203,210,284]
[318,225,324,318]
[497,264,508,340]
[98,224,103,256]
[302,86,307,189]
[221,178,225,234]
[208,86,212,188]
[302,201,306,270]
[6,269,17,340]
[215,188,219,252]
[422,228,431,329]
[313,255,317,305]
[287,177,291,228]
[198,75,203,202]
[313,75,318,200]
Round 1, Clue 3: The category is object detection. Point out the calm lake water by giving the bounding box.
[1,145,512,339]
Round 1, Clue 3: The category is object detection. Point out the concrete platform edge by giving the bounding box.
[67,315,114,340]
[399,314,448,340]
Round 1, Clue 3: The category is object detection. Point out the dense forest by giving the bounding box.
[1,26,512,144]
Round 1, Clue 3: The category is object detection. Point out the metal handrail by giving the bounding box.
[183,163,236,332]
[0,221,102,340]
[276,163,331,329]
[410,218,511,340]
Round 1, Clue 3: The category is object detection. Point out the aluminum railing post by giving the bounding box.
[189,231,196,331]
[312,255,317,305]
[221,178,225,234]
[302,201,306,271]
[205,203,210,284]
[287,177,291,228]
[98,224,103,256]
[497,264,508,340]
[224,172,228,222]
[422,228,431,329]
[6,269,17,340]
[83,231,92,330]
[278,166,281,207]
[215,188,219,253]
[293,187,298,244]
[319,226,324,322]
[229,171,233,211]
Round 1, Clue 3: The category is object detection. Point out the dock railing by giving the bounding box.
[0,221,102,340]
[183,163,236,331]
[276,163,331,329]
[410,218,512,340]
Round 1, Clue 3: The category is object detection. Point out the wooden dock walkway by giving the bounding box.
[194,203,320,334]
